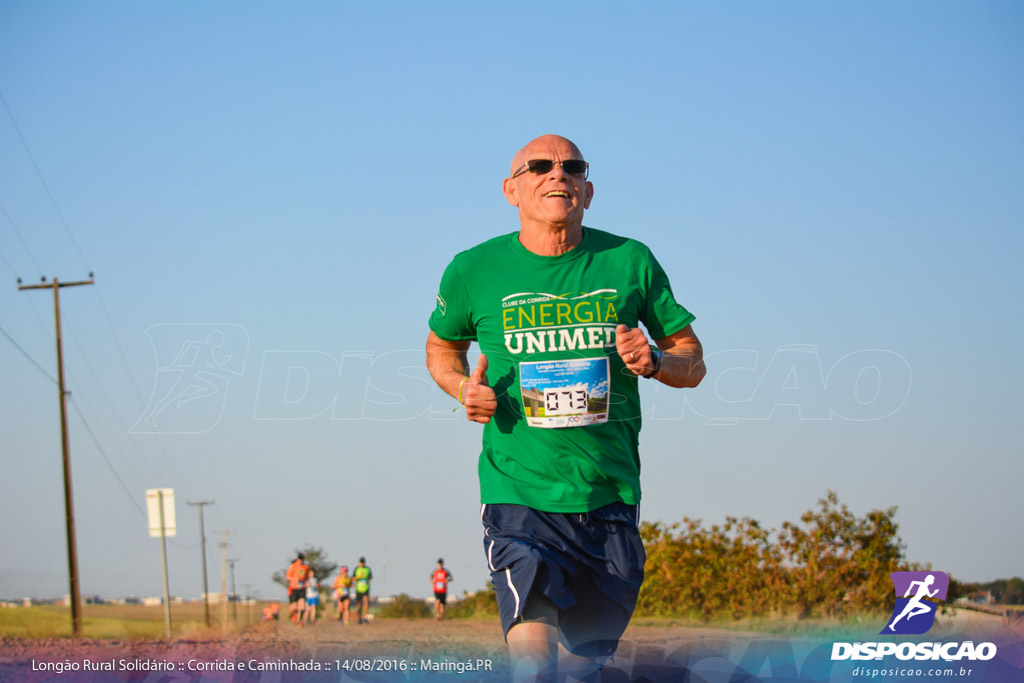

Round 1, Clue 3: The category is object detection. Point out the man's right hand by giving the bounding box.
[463,354,497,423]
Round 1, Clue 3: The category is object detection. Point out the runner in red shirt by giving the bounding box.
[431,558,453,621]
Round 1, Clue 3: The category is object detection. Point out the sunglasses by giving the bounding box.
[512,159,590,180]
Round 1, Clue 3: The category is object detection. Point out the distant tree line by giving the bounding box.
[964,577,1024,605]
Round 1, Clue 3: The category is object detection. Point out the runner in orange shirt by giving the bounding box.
[285,553,309,625]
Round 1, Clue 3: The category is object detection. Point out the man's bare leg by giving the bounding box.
[507,621,558,683]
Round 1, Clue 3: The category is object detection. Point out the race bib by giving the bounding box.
[519,357,610,428]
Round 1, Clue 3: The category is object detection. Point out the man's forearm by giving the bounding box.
[425,335,471,401]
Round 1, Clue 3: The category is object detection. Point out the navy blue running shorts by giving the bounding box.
[481,501,645,659]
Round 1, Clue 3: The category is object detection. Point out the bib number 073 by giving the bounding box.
[544,388,588,415]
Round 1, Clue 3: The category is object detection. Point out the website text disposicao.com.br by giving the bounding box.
[852,665,978,679]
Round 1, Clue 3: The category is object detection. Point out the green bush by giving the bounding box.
[637,515,788,620]
[636,491,930,621]
[447,586,499,619]
[378,594,432,619]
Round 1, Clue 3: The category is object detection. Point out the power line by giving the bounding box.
[2,89,212,540]
[64,366,153,490]
[17,288,59,346]
[0,196,46,276]
[5,313,198,550]
[0,322,58,385]
[90,285,199,500]
[5,281,190,579]
[1,248,21,278]
[63,323,177,487]
[2,102,198,502]
[6,275,167,520]
[0,88,91,271]
[68,394,198,551]
[1,87,181,502]
[67,397,146,518]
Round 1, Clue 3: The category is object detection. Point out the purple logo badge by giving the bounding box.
[881,571,949,635]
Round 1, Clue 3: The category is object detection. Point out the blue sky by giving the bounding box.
[1,1,1021,603]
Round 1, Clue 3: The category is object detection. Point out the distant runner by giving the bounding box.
[304,570,320,623]
[353,557,373,625]
[333,566,352,624]
[431,558,453,621]
[285,553,309,625]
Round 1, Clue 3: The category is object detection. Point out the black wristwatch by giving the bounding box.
[643,346,663,379]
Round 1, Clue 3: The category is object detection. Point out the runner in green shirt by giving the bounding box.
[426,134,706,681]
[352,557,372,625]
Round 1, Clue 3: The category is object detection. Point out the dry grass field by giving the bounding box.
[0,602,265,639]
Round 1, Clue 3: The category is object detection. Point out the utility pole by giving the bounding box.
[17,275,93,637]
[187,500,214,627]
[214,530,234,627]
[227,558,239,624]
[156,490,172,639]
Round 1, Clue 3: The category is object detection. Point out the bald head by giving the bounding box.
[502,134,593,245]
[510,134,585,176]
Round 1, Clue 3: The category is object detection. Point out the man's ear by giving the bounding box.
[583,181,594,209]
[502,176,519,207]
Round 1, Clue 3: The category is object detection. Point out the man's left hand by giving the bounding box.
[615,324,655,376]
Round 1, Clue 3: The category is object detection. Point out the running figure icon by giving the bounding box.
[142,330,232,427]
[886,574,939,632]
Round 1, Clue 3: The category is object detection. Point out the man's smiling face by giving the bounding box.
[503,135,593,228]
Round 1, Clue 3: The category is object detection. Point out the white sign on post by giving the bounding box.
[146,488,176,537]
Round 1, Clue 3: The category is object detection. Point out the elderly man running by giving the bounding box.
[426,134,705,681]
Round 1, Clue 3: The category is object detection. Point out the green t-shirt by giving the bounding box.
[429,227,695,512]
[354,566,371,594]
